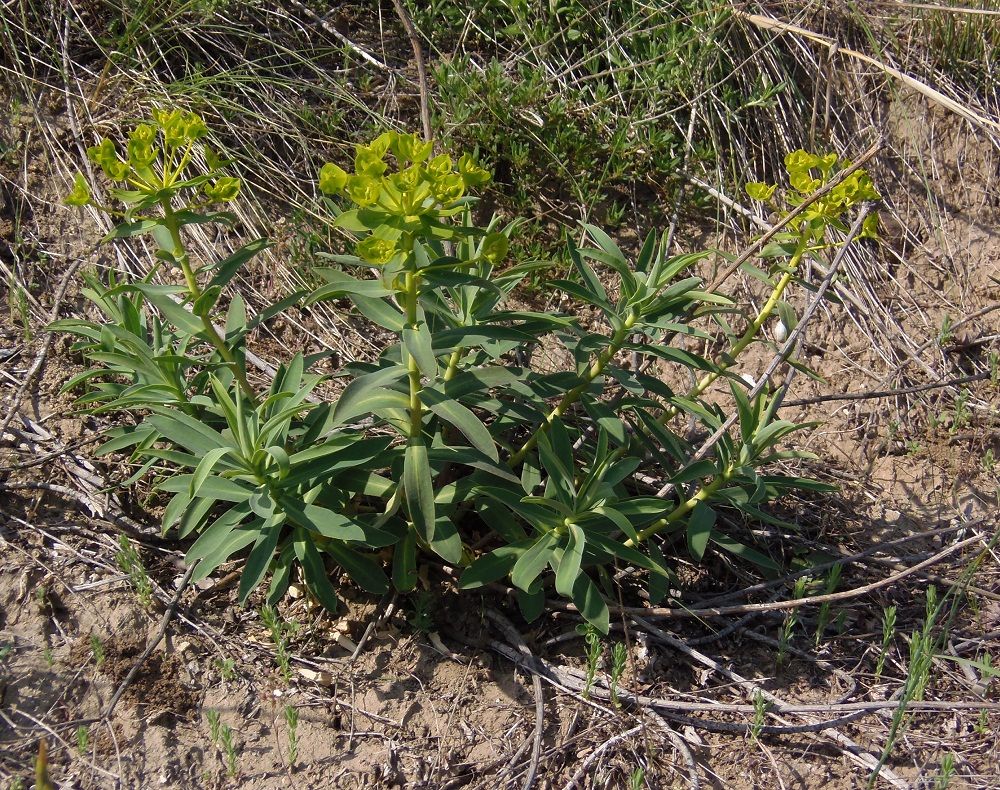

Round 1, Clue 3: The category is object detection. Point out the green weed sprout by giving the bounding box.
[284,705,299,766]
[59,112,879,635]
[115,535,153,609]
[89,635,105,669]
[875,605,897,680]
[582,625,602,699]
[260,605,295,684]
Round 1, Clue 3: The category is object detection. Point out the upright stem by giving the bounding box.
[442,347,463,382]
[509,308,639,468]
[160,200,256,404]
[404,270,424,439]
[624,464,733,547]
[656,243,806,427]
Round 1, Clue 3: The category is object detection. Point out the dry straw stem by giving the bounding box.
[734,8,1000,136]
[548,531,985,620]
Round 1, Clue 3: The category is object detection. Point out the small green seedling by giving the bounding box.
[875,605,897,680]
[934,753,956,789]
[582,624,602,699]
[115,535,154,609]
[218,722,239,778]
[750,689,768,743]
[778,576,808,667]
[609,641,628,708]
[89,635,106,669]
[215,657,237,681]
[260,605,297,684]
[75,725,89,754]
[205,709,222,745]
[814,563,842,645]
[284,705,300,766]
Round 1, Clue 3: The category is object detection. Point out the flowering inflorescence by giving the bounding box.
[65,109,240,210]
[317,130,500,265]
[746,149,880,241]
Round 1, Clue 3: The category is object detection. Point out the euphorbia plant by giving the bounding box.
[58,111,878,633]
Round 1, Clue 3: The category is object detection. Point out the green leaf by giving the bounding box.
[226,293,247,338]
[238,514,285,603]
[308,269,394,302]
[352,294,405,331]
[430,325,533,354]
[102,218,164,241]
[429,515,462,564]
[511,531,558,592]
[126,284,204,336]
[404,441,436,546]
[669,459,718,485]
[249,486,277,519]
[393,528,418,591]
[189,446,233,498]
[403,322,437,377]
[572,573,609,634]
[333,386,409,426]
[686,501,715,561]
[459,545,524,589]
[293,529,340,612]
[95,425,158,456]
[190,525,259,583]
[283,500,368,542]
[555,524,585,597]
[710,534,781,572]
[332,365,407,425]
[158,473,252,503]
[324,543,390,594]
[267,542,295,605]
[730,379,756,444]
[536,421,576,508]
[421,387,497,462]
[517,586,545,623]
[568,238,607,301]
[208,238,272,288]
[646,541,669,605]
[185,501,246,555]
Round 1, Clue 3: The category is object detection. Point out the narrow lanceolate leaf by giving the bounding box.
[209,238,272,289]
[403,322,437,378]
[189,446,233,498]
[555,524,585,597]
[669,459,717,485]
[126,283,204,336]
[572,573,609,635]
[157,474,252,503]
[429,515,462,564]
[332,366,407,426]
[293,528,340,612]
[421,386,497,462]
[511,531,558,592]
[404,441,436,545]
[148,410,236,455]
[686,501,716,562]
[324,543,390,594]
[459,545,526,589]
[332,386,409,426]
[393,528,418,592]
[238,514,286,603]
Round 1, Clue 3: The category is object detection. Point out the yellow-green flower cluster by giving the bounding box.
[318,131,492,264]
[745,149,880,239]
[65,109,240,207]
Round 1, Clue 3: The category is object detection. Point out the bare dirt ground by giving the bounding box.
[1,44,999,790]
